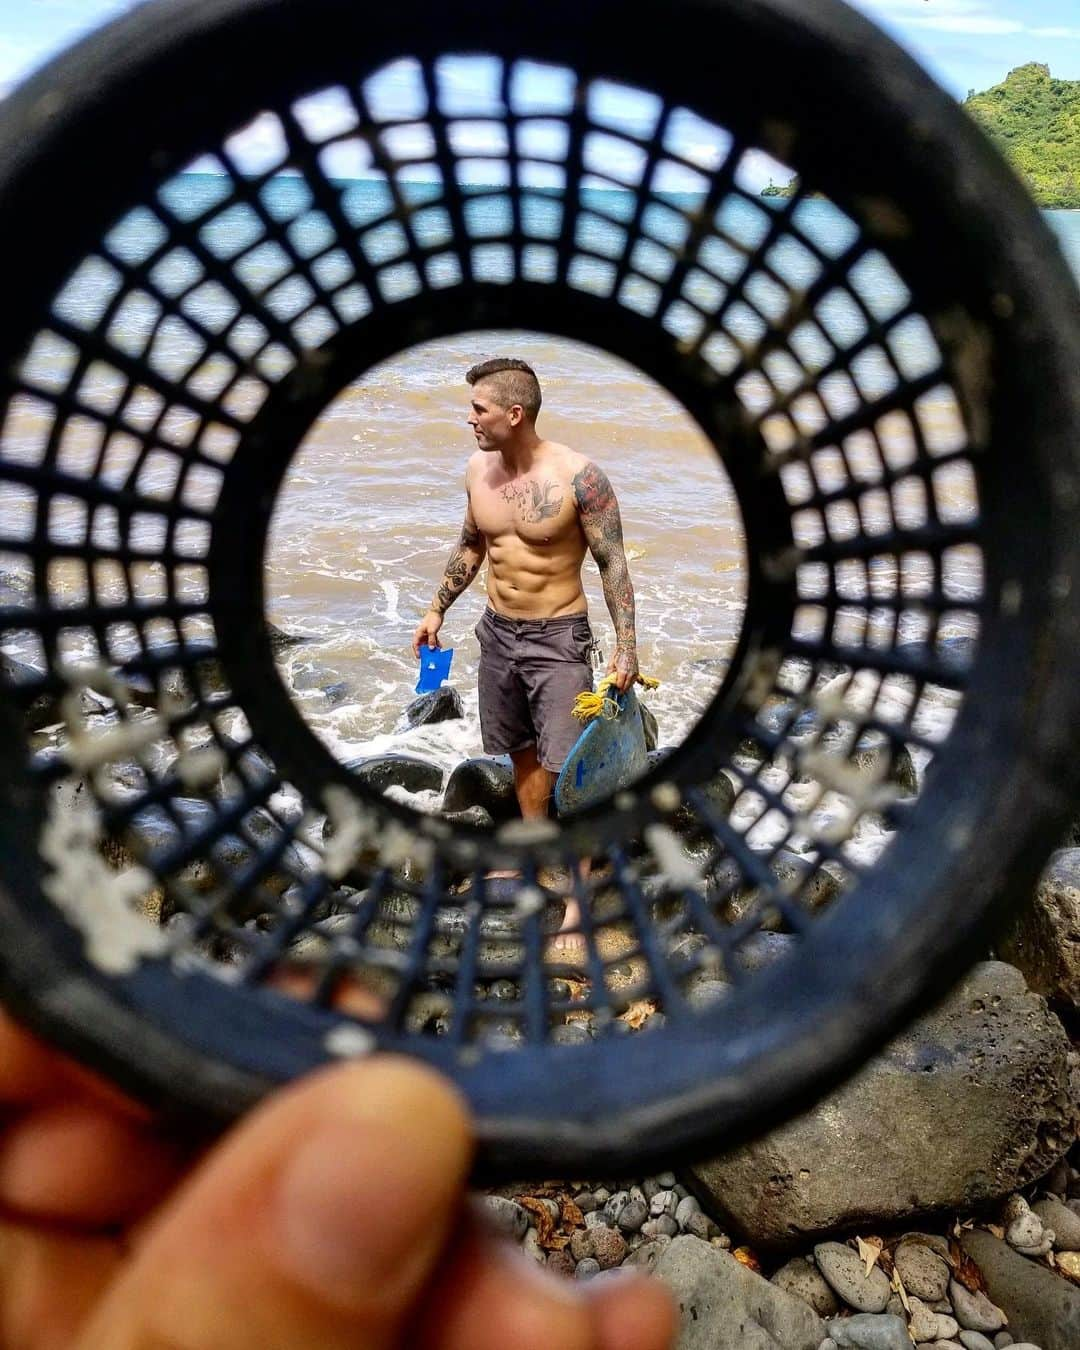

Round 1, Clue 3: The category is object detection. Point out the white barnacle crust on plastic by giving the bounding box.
[322,784,373,880]
[799,748,900,814]
[58,663,165,773]
[497,817,558,845]
[321,786,432,879]
[514,885,545,916]
[644,824,705,889]
[650,781,682,813]
[381,819,433,872]
[323,1022,376,1058]
[40,777,167,975]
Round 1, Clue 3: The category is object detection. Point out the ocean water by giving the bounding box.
[3,178,1078,796]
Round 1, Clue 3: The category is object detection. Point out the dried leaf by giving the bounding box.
[890,1267,911,1315]
[856,1236,884,1277]
[560,1197,584,1229]
[948,1239,988,1295]
[619,999,657,1030]
[1057,1250,1080,1284]
[987,1223,1006,1240]
[733,1246,761,1273]
[518,1197,569,1250]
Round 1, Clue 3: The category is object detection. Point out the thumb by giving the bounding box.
[78,1058,473,1350]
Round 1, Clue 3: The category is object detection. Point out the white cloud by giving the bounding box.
[857,0,1080,40]
[908,16,1022,33]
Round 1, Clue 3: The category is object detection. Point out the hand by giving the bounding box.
[607,644,639,694]
[411,609,444,659]
[0,1014,676,1350]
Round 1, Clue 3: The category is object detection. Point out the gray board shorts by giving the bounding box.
[475,608,594,773]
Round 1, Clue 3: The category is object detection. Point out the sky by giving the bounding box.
[2,0,1080,101]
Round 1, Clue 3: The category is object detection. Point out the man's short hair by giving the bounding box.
[466,357,542,421]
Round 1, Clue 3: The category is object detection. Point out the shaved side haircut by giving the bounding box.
[466,357,542,422]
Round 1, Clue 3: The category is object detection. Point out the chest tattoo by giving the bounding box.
[500,478,564,523]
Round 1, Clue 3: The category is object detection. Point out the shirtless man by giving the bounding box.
[411,357,639,950]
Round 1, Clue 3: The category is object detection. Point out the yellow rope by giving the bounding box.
[572,672,660,723]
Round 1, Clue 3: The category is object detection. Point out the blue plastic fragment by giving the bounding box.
[416,645,454,693]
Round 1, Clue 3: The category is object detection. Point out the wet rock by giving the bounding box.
[771,1256,841,1318]
[733,931,798,974]
[814,1242,891,1313]
[650,1189,679,1219]
[442,755,518,822]
[619,1199,649,1233]
[344,753,443,797]
[825,1313,911,1350]
[624,1238,668,1272]
[958,1334,996,1350]
[2,652,60,731]
[639,700,659,752]
[441,804,495,829]
[688,964,1080,1248]
[400,686,463,729]
[669,770,737,850]
[479,1195,529,1240]
[999,849,1080,1013]
[546,1248,576,1277]
[963,1228,1080,1350]
[1034,1196,1080,1251]
[686,1210,720,1241]
[321,680,350,707]
[266,621,306,653]
[604,1191,630,1225]
[949,1279,1006,1334]
[675,1195,701,1229]
[654,1236,824,1349]
[725,851,844,927]
[894,1241,951,1302]
[571,1225,626,1269]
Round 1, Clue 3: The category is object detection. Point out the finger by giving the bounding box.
[0,1015,147,1119]
[409,1217,597,1350]
[77,1057,473,1350]
[0,1101,186,1227]
[0,1219,122,1350]
[586,1271,678,1350]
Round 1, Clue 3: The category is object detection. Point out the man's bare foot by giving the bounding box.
[546,897,588,964]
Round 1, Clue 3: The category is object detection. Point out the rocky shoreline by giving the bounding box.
[480,1110,1080,1350]
[4,584,1080,1347]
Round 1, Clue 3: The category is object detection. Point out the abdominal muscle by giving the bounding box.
[483,533,589,620]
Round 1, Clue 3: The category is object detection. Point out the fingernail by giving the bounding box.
[273,1074,466,1310]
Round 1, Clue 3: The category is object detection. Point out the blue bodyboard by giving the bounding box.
[416,646,454,694]
[554,686,649,815]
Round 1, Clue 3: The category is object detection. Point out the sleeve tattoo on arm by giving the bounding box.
[573,461,636,652]
[433,509,485,614]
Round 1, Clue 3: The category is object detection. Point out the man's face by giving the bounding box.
[467,379,520,451]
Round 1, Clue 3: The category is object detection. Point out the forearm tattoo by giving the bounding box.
[433,518,484,614]
[573,462,636,650]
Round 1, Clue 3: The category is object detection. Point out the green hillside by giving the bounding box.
[964,63,1080,209]
[760,64,1079,208]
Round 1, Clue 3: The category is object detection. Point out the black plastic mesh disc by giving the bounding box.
[0,0,1078,1175]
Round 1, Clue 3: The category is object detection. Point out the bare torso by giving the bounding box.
[467,442,590,619]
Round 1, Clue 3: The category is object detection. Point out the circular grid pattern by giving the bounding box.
[0,0,1076,1170]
